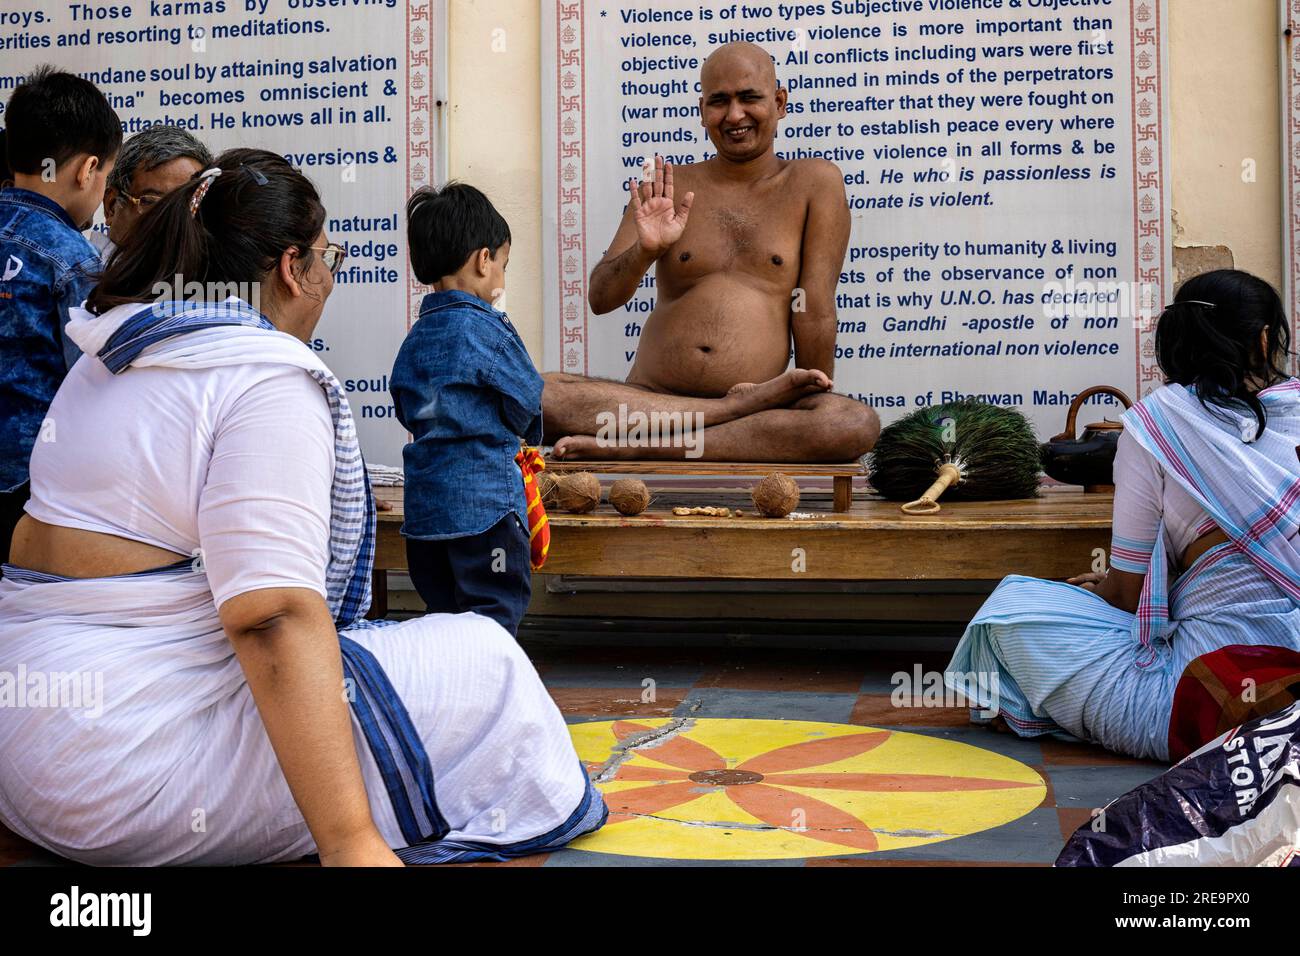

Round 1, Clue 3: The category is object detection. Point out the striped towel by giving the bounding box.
[516,446,551,570]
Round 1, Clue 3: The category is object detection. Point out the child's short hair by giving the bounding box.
[4,65,123,175]
[407,182,511,284]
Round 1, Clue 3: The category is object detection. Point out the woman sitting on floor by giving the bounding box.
[947,269,1300,761]
[0,149,606,865]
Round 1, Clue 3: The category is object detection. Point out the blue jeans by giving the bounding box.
[406,514,532,636]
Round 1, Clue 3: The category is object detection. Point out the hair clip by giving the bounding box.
[189,167,223,218]
[1172,299,1218,309]
[241,164,268,186]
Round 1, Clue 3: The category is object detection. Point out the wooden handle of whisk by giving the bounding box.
[901,463,962,515]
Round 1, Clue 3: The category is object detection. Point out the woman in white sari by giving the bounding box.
[0,149,606,865]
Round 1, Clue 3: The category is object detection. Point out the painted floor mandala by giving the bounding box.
[568,718,1046,860]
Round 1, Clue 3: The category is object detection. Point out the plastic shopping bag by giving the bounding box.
[1057,701,1300,866]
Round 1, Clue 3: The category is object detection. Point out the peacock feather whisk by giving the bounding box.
[870,400,1043,514]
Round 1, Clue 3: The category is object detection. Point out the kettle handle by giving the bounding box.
[1051,386,1134,442]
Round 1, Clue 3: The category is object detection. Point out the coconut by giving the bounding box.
[608,478,651,516]
[552,472,601,513]
[752,473,800,517]
[537,470,559,507]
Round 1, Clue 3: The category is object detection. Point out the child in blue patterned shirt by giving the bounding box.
[390,183,545,636]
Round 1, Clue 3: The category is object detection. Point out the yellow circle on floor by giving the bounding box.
[567,717,1046,860]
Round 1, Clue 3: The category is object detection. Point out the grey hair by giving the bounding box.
[107,125,214,195]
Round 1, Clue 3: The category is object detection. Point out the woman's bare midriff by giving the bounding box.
[1179,527,1230,575]
[8,515,188,579]
[627,273,792,397]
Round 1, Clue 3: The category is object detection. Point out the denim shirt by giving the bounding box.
[391,289,544,540]
[0,188,99,491]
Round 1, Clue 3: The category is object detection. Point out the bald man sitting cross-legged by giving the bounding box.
[545,42,880,462]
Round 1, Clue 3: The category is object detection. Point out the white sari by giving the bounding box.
[0,299,605,864]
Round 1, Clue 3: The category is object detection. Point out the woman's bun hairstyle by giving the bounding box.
[87,148,326,315]
[1155,269,1292,441]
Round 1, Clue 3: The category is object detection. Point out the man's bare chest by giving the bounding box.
[661,185,807,286]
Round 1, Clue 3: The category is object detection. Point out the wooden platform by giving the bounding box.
[545,460,867,512]
[373,484,1112,611]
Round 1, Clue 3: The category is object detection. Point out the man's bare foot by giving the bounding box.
[548,369,836,461]
[726,369,832,412]
[552,434,632,460]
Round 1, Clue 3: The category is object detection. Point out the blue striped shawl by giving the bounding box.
[1122,380,1300,661]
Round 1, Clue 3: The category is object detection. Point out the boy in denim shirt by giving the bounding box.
[391,184,546,636]
[0,67,121,564]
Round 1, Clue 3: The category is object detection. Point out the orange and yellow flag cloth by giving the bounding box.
[516,446,550,570]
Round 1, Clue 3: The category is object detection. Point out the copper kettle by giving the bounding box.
[1040,386,1134,492]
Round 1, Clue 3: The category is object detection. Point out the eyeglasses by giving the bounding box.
[118,189,163,212]
[309,243,347,276]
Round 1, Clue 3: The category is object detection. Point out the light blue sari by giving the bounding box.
[947,380,1300,761]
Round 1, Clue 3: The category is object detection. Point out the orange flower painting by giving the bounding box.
[568,718,1046,860]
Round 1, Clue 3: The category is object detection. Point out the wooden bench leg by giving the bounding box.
[833,476,852,513]
[368,569,389,620]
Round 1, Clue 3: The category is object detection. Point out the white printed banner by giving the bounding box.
[542,0,1171,437]
[0,0,446,464]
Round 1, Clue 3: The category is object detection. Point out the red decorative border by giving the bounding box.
[406,0,436,330]
[1131,1,1166,398]
[555,1,589,373]
[1287,0,1300,363]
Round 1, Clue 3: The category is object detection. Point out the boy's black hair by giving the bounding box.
[407,182,511,284]
[4,65,123,175]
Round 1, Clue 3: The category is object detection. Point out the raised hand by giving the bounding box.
[627,154,695,258]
